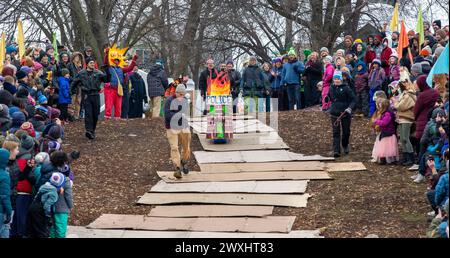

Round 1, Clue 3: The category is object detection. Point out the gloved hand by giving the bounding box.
[132,54,139,62]
[345,108,352,114]
[4,213,11,224]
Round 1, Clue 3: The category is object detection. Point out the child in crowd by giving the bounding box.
[354,61,369,117]
[57,69,71,122]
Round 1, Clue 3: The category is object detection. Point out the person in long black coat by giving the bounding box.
[304,52,323,107]
[128,67,148,119]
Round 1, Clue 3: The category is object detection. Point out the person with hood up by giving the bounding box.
[389,52,400,83]
[146,60,169,118]
[128,65,148,119]
[304,52,323,107]
[240,56,269,113]
[0,148,12,238]
[354,61,370,117]
[280,49,305,110]
[368,59,386,116]
[27,172,64,238]
[325,71,356,158]
[321,55,335,111]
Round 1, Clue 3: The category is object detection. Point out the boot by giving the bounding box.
[173,167,182,179]
[343,146,350,155]
[379,158,387,165]
[181,160,189,175]
[402,153,414,167]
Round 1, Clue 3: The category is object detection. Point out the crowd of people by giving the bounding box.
[0,17,448,238]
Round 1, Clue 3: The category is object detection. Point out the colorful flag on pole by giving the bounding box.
[427,44,449,87]
[0,32,5,69]
[397,20,413,63]
[415,5,424,46]
[52,32,59,62]
[17,20,25,58]
[390,2,399,32]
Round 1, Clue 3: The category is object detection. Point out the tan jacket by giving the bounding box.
[394,90,417,122]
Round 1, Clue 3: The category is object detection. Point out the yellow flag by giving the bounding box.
[17,19,25,58]
[390,3,399,32]
[0,32,5,70]
[416,5,424,46]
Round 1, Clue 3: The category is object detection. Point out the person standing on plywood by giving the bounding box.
[164,84,191,179]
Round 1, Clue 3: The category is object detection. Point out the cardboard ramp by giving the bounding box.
[157,171,330,183]
[199,161,325,173]
[194,150,334,164]
[198,133,289,152]
[325,162,367,172]
[148,205,274,218]
[150,180,308,194]
[67,226,324,238]
[87,214,296,233]
[137,193,310,208]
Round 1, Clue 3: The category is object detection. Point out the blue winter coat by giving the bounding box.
[58,77,72,104]
[108,67,125,88]
[0,149,12,216]
[271,67,284,89]
[280,60,305,86]
[435,173,448,207]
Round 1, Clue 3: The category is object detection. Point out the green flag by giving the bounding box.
[52,32,59,62]
[415,5,424,46]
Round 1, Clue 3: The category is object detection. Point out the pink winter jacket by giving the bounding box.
[389,65,400,82]
[322,63,335,88]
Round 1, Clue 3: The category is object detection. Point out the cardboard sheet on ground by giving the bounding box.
[67,226,323,238]
[137,193,310,207]
[198,133,289,151]
[157,171,330,183]
[87,214,296,233]
[148,205,274,217]
[151,180,308,193]
[325,162,367,172]
[199,161,325,173]
[194,150,334,164]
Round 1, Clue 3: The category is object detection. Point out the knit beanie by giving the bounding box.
[333,71,343,81]
[20,122,36,138]
[49,172,66,189]
[0,104,9,119]
[420,62,432,75]
[175,84,187,94]
[48,140,62,152]
[1,66,15,77]
[16,70,27,80]
[37,94,48,105]
[35,152,50,165]
[411,63,423,75]
[12,112,26,127]
[320,47,329,53]
[48,125,62,140]
[19,134,35,153]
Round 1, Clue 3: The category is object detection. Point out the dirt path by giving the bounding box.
[64,110,429,238]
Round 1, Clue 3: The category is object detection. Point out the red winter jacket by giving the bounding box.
[16,158,34,194]
[414,84,439,140]
[380,47,392,76]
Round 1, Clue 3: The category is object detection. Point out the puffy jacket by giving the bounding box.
[270,67,284,89]
[368,68,386,90]
[280,60,305,86]
[0,149,12,216]
[58,77,72,104]
[322,63,335,89]
[240,65,267,97]
[16,152,35,194]
[394,90,417,122]
[374,110,396,136]
[146,65,169,97]
[228,69,242,94]
[35,182,58,216]
[71,69,107,95]
[414,85,439,139]
[354,72,369,93]
[389,65,400,82]
[54,177,73,213]
[326,83,356,116]
[435,173,449,207]
[380,46,392,75]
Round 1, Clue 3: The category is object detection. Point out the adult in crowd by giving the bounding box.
[146,60,169,118]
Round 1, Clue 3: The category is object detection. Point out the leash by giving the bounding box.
[333,112,348,127]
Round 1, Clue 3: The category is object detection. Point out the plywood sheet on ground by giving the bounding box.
[157,171,330,183]
[325,162,367,172]
[199,161,325,173]
[87,214,296,233]
[67,227,323,238]
[151,180,308,193]
[148,205,274,217]
[194,150,334,164]
[198,133,289,151]
[137,193,310,208]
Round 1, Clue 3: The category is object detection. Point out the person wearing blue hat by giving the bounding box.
[325,70,356,158]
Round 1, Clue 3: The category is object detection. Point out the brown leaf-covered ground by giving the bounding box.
[64,110,429,238]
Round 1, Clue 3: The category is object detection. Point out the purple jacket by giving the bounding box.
[389,65,400,82]
[354,72,369,93]
[374,110,396,135]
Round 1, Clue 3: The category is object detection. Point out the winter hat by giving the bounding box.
[19,134,35,153]
[0,104,9,119]
[175,84,187,94]
[354,39,363,44]
[323,55,333,63]
[249,56,257,62]
[12,112,26,127]
[420,62,432,75]
[49,172,66,189]
[416,75,428,91]
[420,48,431,57]
[392,31,400,37]
[320,47,329,53]
[433,20,442,29]
[20,122,36,138]
[61,68,70,77]
[16,70,27,80]
[303,49,312,59]
[33,61,43,71]
[35,152,50,165]
[374,34,383,42]
[16,87,29,99]
[372,59,382,66]
[434,46,445,58]
[226,59,234,65]
[59,52,69,59]
[35,106,49,119]
[6,45,17,54]
[45,44,54,52]
[333,71,343,81]
[85,57,95,65]
[48,140,61,152]
[423,56,434,66]
[20,66,33,75]
[411,63,423,75]
[48,107,61,120]
[390,52,398,59]
[288,48,297,57]
[48,125,62,140]
[432,108,446,120]
[37,94,48,105]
